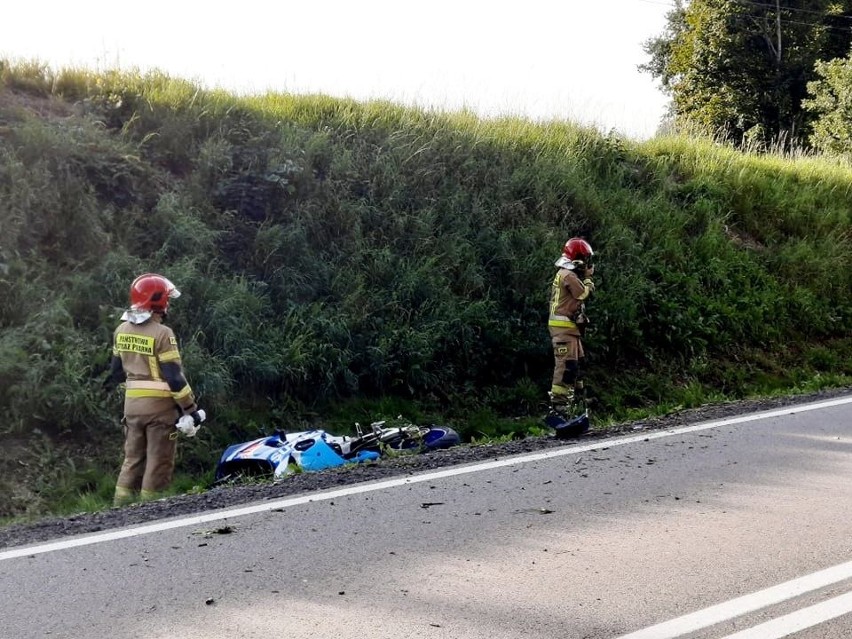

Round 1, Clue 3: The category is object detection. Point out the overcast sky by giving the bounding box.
[2,0,673,139]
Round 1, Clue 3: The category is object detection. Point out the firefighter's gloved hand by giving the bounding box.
[583,278,595,293]
[176,409,205,438]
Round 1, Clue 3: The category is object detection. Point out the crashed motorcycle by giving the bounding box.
[214,421,460,484]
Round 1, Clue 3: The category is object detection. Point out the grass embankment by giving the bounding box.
[1,60,850,522]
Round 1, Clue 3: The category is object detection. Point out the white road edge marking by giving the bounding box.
[614,561,852,639]
[2,395,851,563]
[717,590,852,639]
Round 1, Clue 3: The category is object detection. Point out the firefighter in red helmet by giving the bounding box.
[548,238,595,419]
[106,273,206,506]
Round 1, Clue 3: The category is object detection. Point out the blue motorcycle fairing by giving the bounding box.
[215,429,380,481]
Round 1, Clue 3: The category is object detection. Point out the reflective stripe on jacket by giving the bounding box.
[123,380,194,402]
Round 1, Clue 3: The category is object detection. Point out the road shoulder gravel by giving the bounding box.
[2,387,850,550]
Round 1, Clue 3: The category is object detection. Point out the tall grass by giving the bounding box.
[1,60,851,519]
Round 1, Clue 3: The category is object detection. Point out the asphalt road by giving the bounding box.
[1,394,851,639]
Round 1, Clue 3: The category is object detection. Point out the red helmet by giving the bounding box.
[129,273,180,313]
[562,237,594,265]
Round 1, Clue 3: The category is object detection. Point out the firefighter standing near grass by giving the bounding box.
[548,237,595,416]
[106,273,206,507]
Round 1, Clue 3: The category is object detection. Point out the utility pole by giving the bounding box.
[775,0,782,67]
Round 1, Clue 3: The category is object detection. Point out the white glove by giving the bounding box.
[176,409,206,438]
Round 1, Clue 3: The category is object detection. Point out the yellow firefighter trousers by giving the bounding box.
[115,407,178,497]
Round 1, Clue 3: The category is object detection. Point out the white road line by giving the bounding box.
[1,395,851,563]
[614,563,852,639]
[719,590,852,639]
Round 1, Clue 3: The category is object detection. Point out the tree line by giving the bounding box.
[642,0,852,154]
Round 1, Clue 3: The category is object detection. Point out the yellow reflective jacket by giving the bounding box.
[112,317,196,417]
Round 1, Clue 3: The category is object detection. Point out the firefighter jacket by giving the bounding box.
[548,267,593,337]
[111,316,197,417]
